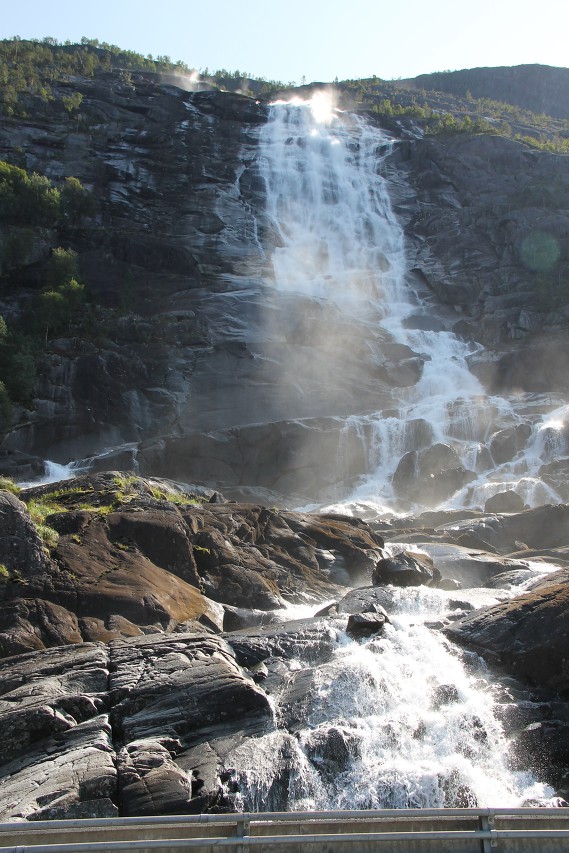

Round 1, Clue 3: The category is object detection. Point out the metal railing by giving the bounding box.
[1,807,569,852]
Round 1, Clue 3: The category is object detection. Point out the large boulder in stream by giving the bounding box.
[372,550,441,587]
[392,443,476,505]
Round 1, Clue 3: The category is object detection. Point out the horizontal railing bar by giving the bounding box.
[4,827,569,852]
[2,806,568,833]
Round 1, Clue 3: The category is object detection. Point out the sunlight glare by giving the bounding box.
[309,90,336,124]
[271,90,337,125]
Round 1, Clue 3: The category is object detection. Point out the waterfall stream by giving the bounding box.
[256,93,568,516]
[227,590,554,810]
[220,94,561,811]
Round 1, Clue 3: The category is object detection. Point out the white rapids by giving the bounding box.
[227,588,554,811]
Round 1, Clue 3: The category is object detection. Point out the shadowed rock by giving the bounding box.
[446,568,569,691]
[373,550,441,587]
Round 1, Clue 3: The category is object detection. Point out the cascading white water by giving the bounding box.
[227,589,554,810]
[257,93,569,515]
[230,94,560,812]
[17,460,80,488]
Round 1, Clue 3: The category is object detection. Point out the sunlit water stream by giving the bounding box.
[221,95,562,810]
[228,586,554,810]
[257,93,568,518]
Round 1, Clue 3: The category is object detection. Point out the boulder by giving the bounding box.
[431,684,460,708]
[336,586,397,616]
[445,569,569,691]
[0,598,83,657]
[0,491,53,582]
[392,444,476,506]
[490,425,533,464]
[372,550,441,587]
[346,611,387,638]
[484,491,526,513]
[304,726,360,782]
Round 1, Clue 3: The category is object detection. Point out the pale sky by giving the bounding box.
[2,0,568,84]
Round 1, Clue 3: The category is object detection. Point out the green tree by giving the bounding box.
[46,246,78,288]
[60,177,95,221]
[62,92,83,114]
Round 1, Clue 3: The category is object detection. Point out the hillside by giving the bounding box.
[399,64,569,122]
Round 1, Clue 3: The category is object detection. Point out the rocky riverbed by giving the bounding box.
[1,473,568,819]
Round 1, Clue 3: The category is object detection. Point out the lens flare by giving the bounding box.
[519,230,560,272]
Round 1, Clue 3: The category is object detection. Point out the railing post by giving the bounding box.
[236,814,250,853]
[479,812,497,851]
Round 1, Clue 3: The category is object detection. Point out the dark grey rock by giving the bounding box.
[336,586,397,616]
[227,618,337,669]
[485,491,526,513]
[346,611,387,638]
[373,550,441,587]
[445,568,569,691]
[109,633,272,743]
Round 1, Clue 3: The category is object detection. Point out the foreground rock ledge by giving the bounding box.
[446,568,569,693]
[3,476,569,818]
[0,472,386,656]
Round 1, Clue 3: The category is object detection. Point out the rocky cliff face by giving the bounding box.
[0,75,270,472]
[388,131,569,392]
[0,68,568,504]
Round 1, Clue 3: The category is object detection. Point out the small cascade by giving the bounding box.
[18,459,85,488]
[257,95,569,513]
[226,589,555,811]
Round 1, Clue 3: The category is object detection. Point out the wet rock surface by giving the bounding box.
[391,131,569,364]
[445,569,569,692]
[2,482,569,817]
[372,549,441,587]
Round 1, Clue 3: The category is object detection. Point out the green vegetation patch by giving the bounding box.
[148,485,204,507]
[0,475,20,494]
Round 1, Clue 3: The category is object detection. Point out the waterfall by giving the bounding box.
[256,93,568,515]
[227,94,560,812]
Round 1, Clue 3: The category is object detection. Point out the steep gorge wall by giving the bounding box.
[1,72,568,495]
[0,76,270,473]
[404,65,569,122]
